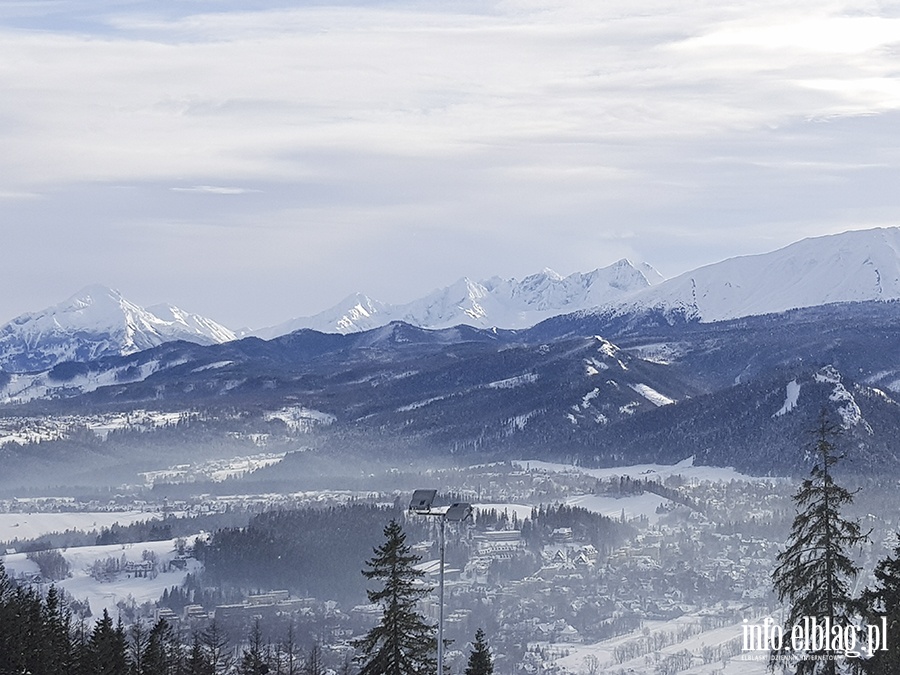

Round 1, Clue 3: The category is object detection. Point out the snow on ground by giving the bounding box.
[0,409,188,446]
[486,373,539,389]
[0,360,163,404]
[514,457,781,483]
[139,452,287,485]
[630,382,675,406]
[565,493,669,524]
[1,538,200,621]
[551,614,767,674]
[0,511,163,542]
[474,503,534,522]
[581,388,600,409]
[397,395,449,412]
[85,411,184,439]
[774,379,802,417]
[263,405,336,431]
[627,341,689,365]
[475,496,669,525]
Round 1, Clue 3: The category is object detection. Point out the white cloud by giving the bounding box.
[170,185,259,194]
[1,0,900,327]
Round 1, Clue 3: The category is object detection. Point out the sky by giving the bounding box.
[2,0,900,330]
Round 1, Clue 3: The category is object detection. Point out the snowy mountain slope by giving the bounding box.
[253,293,387,339]
[571,364,900,475]
[258,227,900,339]
[255,259,661,336]
[7,226,900,374]
[598,227,900,323]
[0,285,237,372]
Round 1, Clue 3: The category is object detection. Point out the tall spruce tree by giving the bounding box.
[143,618,184,675]
[771,415,867,675]
[354,519,436,675]
[857,534,900,674]
[187,632,215,675]
[464,628,494,675]
[85,609,129,675]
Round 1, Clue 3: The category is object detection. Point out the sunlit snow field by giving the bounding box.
[2,538,200,620]
[0,510,164,542]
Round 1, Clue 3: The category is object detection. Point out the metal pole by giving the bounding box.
[438,516,445,675]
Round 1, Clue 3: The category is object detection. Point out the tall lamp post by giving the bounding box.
[409,490,472,675]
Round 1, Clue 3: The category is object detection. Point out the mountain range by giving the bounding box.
[3,227,900,488]
[4,227,900,373]
[253,259,665,337]
[8,226,900,375]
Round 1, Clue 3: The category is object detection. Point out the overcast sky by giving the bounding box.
[3,0,900,329]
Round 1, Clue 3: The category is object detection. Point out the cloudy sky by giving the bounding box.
[2,0,899,329]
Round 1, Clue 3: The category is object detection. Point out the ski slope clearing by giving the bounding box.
[565,493,670,524]
[473,503,534,522]
[550,613,767,674]
[1,538,200,621]
[0,510,163,542]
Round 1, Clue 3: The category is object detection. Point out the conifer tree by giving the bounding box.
[86,609,129,675]
[354,519,436,675]
[187,632,215,675]
[143,618,183,675]
[464,628,494,675]
[771,415,867,675]
[42,585,75,675]
[129,621,149,675]
[857,534,900,674]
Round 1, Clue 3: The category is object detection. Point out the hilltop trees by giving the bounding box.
[857,536,900,674]
[465,628,494,675]
[354,519,436,675]
[771,415,867,675]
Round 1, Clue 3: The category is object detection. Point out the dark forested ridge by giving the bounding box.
[5,301,900,491]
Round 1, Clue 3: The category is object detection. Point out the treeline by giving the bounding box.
[3,510,252,553]
[0,562,332,674]
[605,475,703,512]
[520,504,631,555]
[196,503,428,604]
[0,564,173,675]
[158,574,243,614]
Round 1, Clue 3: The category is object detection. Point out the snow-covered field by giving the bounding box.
[549,614,768,675]
[474,503,534,522]
[478,458,770,526]
[0,409,186,445]
[0,510,163,542]
[515,457,782,484]
[2,538,199,621]
[565,492,670,524]
[139,452,287,484]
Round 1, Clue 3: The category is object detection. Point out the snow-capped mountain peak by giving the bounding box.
[602,227,900,323]
[254,259,662,337]
[0,285,236,372]
[253,292,387,338]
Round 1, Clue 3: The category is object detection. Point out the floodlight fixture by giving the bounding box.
[409,489,437,513]
[443,502,472,522]
[407,491,473,675]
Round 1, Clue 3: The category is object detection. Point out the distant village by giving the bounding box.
[3,461,898,674]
